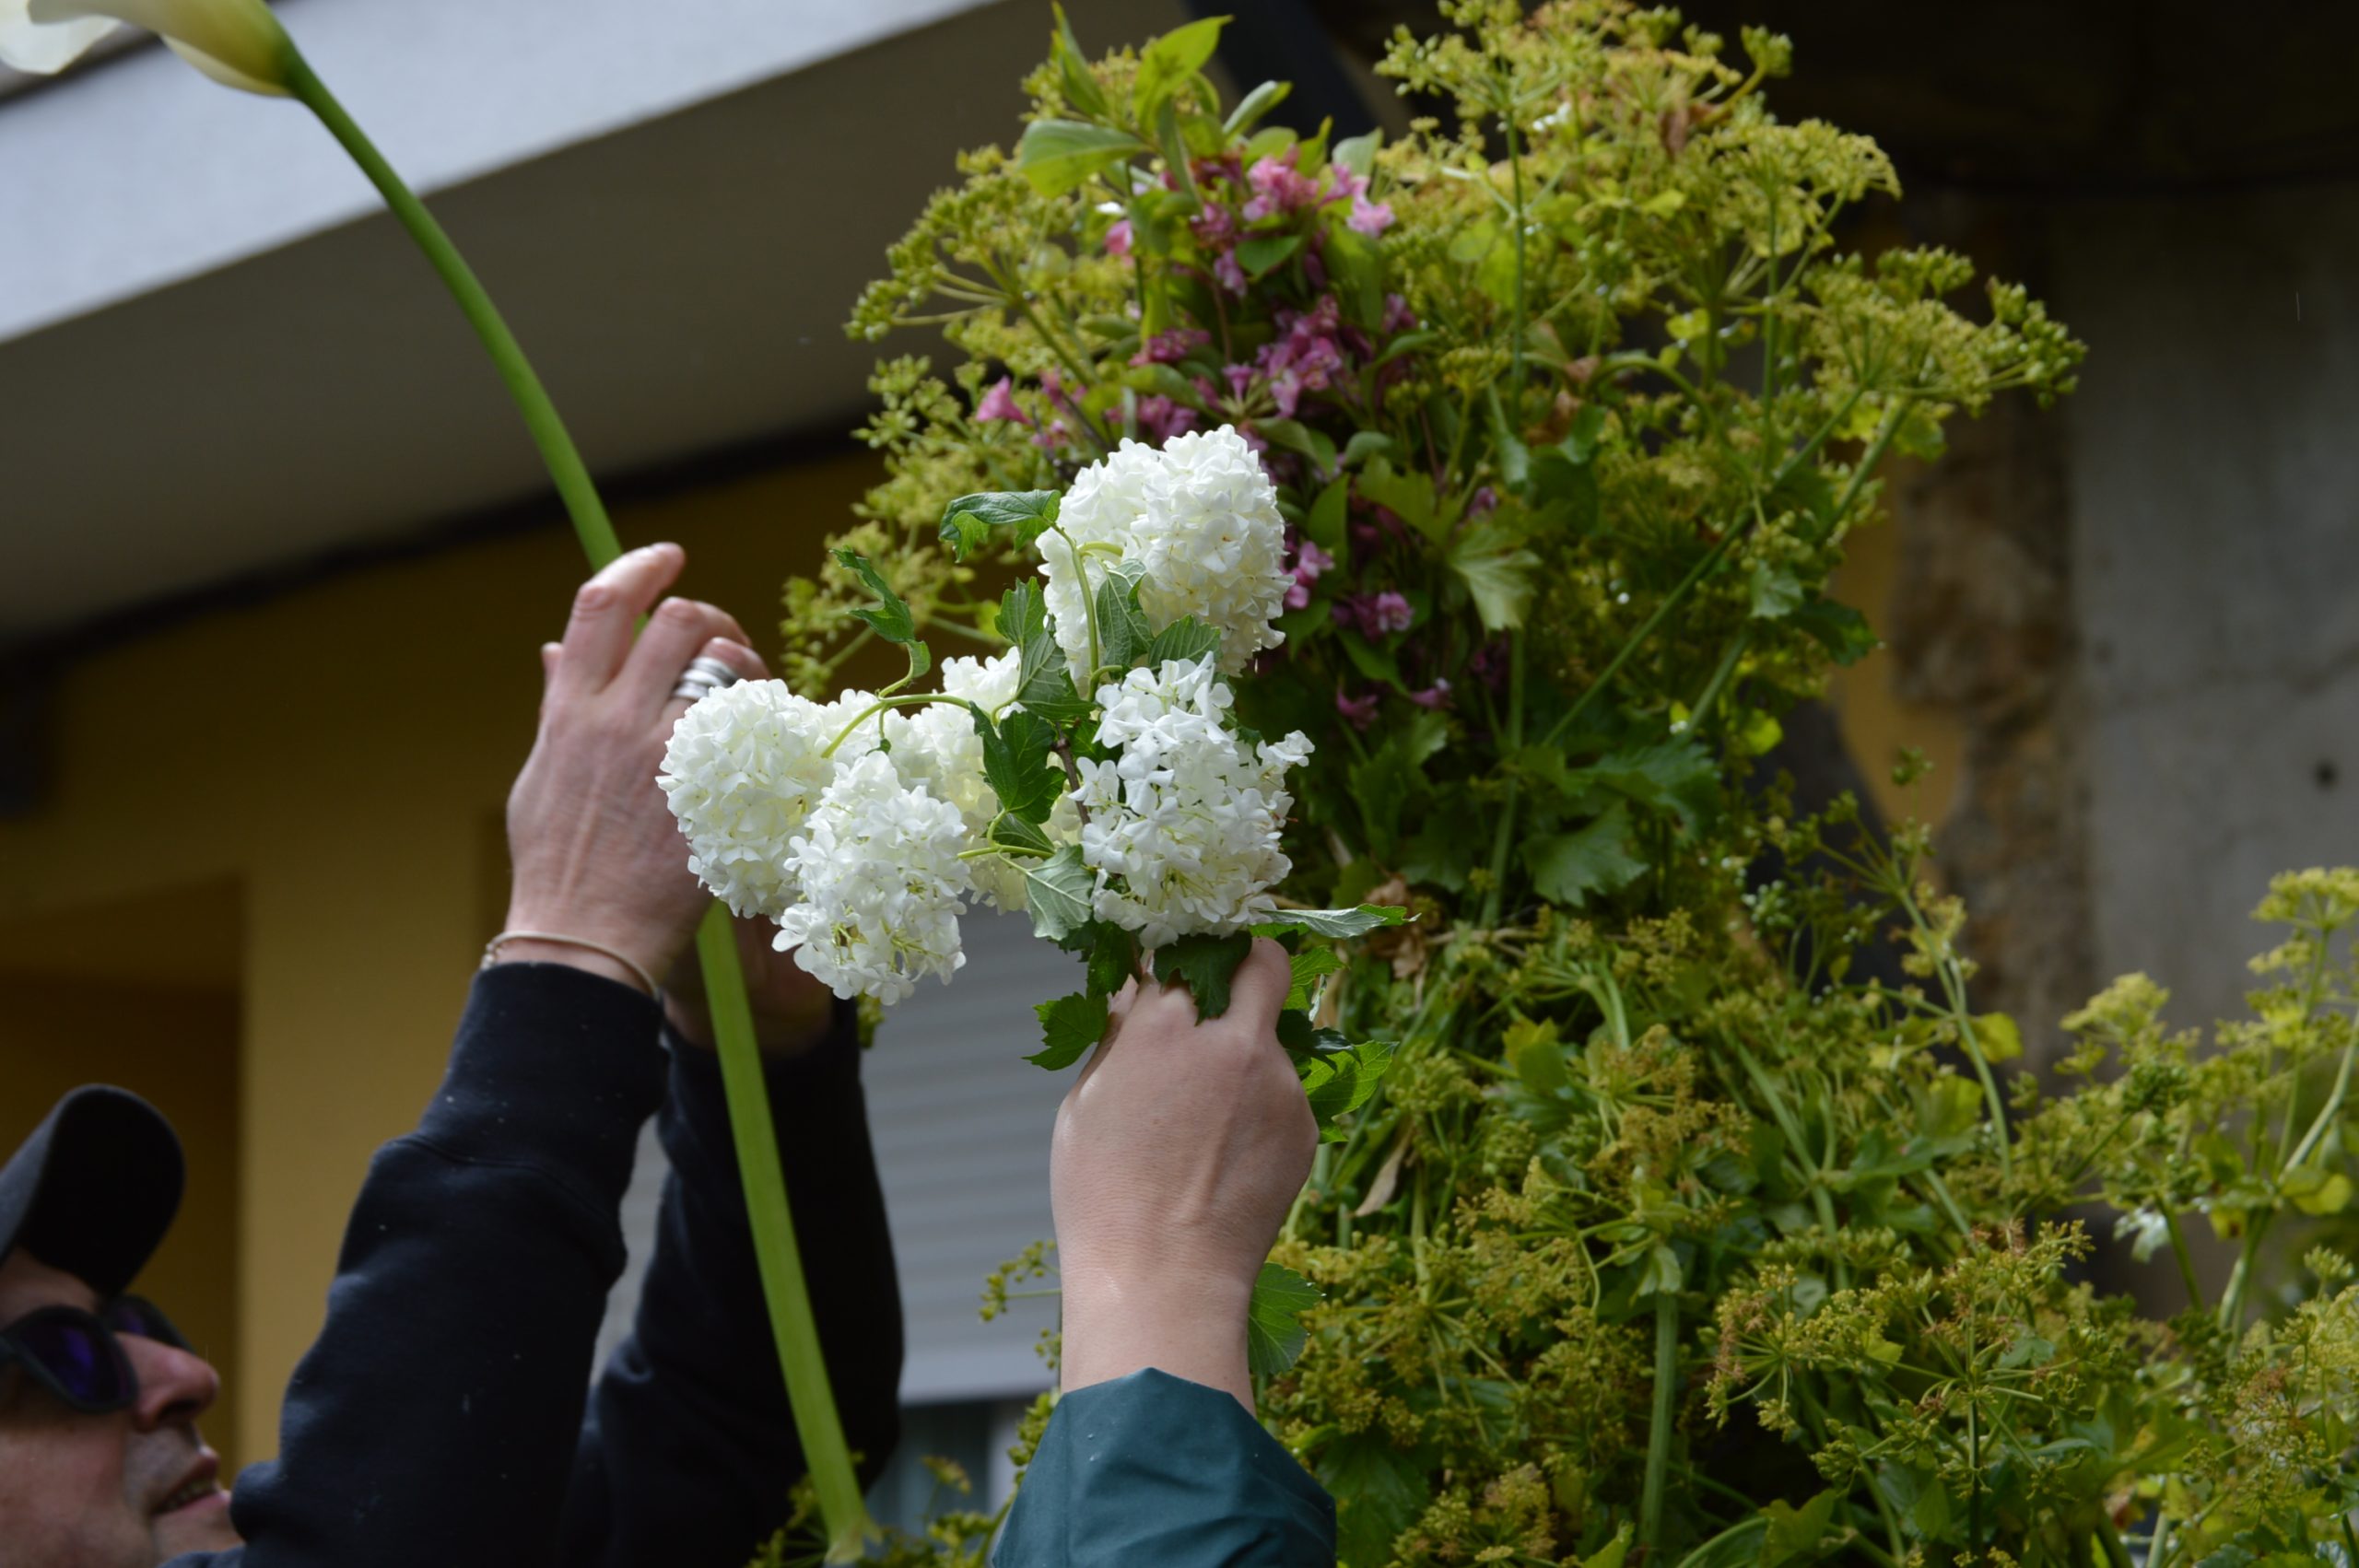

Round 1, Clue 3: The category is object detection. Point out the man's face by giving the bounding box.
[0,1250,236,1568]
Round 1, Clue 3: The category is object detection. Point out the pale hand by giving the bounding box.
[499,543,764,993]
[1050,939,1316,1410]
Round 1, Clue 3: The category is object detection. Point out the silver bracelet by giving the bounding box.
[482,930,660,998]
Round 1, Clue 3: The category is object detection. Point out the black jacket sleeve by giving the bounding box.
[182,962,672,1568]
[558,999,905,1568]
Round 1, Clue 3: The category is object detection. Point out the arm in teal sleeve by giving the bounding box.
[994,1369,1335,1568]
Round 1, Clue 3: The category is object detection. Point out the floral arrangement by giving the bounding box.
[17,3,2358,1564]
[757,4,2359,1565]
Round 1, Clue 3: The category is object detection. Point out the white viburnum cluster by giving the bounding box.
[772,751,975,1006]
[660,425,1313,1004]
[1041,425,1292,678]
[1074,656,1313,950]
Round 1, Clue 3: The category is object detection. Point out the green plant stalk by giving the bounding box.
[1639,1290,1679,1553]
[287,58,874,1558]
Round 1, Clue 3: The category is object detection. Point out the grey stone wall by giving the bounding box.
[2056,182,2359,1036]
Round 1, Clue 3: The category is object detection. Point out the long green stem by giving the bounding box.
[288,61,619,568]
[698,910,872,1559]
[1639,1291,1679,1554]
[288,58,874,1559]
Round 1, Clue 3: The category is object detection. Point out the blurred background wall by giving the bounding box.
[1,0,2352,1517]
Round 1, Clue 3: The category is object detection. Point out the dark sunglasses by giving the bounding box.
[0,1295,188,1414]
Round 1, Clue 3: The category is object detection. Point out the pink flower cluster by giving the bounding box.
[1285,537,1334,609]
[1335,591,1414,638]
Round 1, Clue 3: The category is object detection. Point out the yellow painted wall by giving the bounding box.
[0,450,874,1465]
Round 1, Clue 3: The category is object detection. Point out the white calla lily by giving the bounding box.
[3,0,294,95]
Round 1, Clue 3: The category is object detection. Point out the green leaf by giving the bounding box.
[1304,477,1350,555]
[1236,232,1304,278]
[1144,615,1222,669]
[1580,1525,1633,1568]
[1790,595,1878,665]
[1970,1012,2025,1063]
[1528,803,1648,906]
[1222,77,1290,136]
[999,581,1050,648]
[940,490,1062,559]
[1094,572,1152,670]
[1760,1490,1840,1567]
[1245,1260,1319,1376]
[1016,638,1094,725]
[1332,129,1381,178]
[1356,456,1448,543]
[1084,922,1141,996]
[1049,5,1109,120]
[832,549,916,644]
[989,810,1054,856]
[1579,739,1719,833]
[1151,930,1256,1019]
[1749,563,1806,620]
[1301,1039,1393,1140]
[1015,118,1148,197]
[1319,1433,1427,1568]
[1029,990,1109,1070]
[1249,905,1409,940]
[976,708,1062,824]
[1133,15,1224,118]
[1285,944,1344,1010]
[1504,1016,1568,1098]
[1337,629,1402,689]
[1350,708,1449,856]
[1448,521,1542,631]
[1339,431,1392,472]
[1025,845,1097,942]
[1485,386,1531,494]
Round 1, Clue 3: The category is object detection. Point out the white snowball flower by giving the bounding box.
[658,680,842,919]
[886,652,1075,912]
[772,752,976,1005]
[1041,425,1291,679]
[1074,656,1312,950]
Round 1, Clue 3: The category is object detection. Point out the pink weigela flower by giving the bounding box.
[1242,149,1321,221]
[975,377,1028,426]
[1132,327,1212,368]
[1336,689,1381,731]
[1347,194,1395,236]
[1135,395,1198,444]
[1105,218,1133,259]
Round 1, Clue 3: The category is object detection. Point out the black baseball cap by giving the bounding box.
[0,1086,183,1299]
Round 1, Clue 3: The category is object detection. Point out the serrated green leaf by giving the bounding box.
[1790,594,1879,665]
[1528,803,1648,906]
[1249,905,1409,940]
[1320,1433,1428,1568]
[1579,739,1719,833]
[832,549,916,644]
[1285,945,1344,1010]
[1301,1039,1394,1140]
[1094,572,1152,671]
[1084,922,1141,996]
[1015,632,1095,724]
[1761,1491,1840,1567]
[975,708,1062,825]
[1029,990,1109,1070]
[1447,521,1542,631]
[1749,562,1806,620]
[1151,930,1256,1019]
[940,490,1062,560]
[1144,616,1222,670]
[1025,845,1097,942]
[1015,118,1148,197]
[1246,1260,1319,1376]
[990,812,1054,857]
[1356,456,1448,543]
[999,581,1049,648]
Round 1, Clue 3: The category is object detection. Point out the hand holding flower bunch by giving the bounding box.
[662,424,1400,1164]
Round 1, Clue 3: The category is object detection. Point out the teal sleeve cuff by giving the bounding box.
[995,1368,1336,1567]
